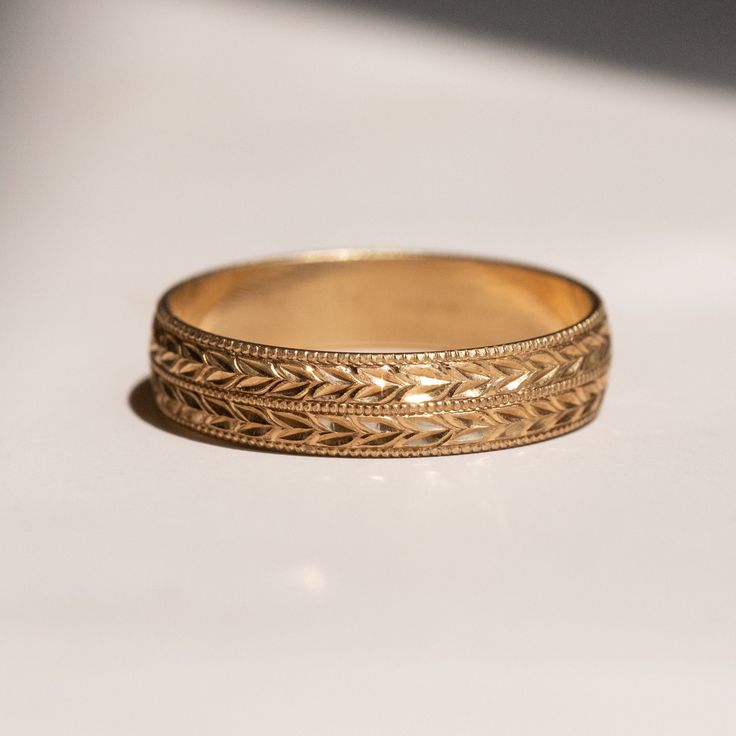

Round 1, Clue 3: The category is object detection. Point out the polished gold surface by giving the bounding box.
[150,251,611,456]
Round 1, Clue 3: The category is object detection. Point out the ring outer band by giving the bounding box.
[149,252,611,457]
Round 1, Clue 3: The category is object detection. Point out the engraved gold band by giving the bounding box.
[149,251,611,457]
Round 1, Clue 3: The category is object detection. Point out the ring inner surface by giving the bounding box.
[167,256,595,352]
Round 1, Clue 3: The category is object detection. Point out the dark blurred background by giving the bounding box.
[311,0,736,87]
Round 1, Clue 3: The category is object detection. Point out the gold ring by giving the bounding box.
[150,251,611,457]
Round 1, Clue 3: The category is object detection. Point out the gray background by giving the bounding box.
[2,0,735,733]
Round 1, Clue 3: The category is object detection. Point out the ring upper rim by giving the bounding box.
[155,249,605,364]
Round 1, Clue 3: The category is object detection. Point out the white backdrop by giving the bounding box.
[2,0,735,733]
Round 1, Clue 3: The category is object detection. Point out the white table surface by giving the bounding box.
[2,0,735,733]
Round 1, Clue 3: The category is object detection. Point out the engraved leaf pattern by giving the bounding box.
[150,320,610,407]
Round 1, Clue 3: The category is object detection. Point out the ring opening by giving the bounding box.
[166,253,595,352]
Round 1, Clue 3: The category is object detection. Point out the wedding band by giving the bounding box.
[150,251,611,457]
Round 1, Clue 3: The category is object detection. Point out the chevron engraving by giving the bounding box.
[152,371,607,457]
[151,320,609,408]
